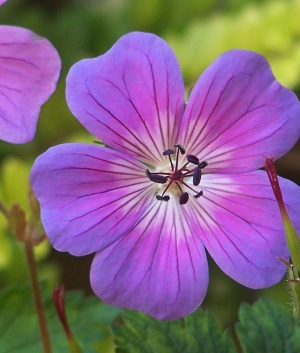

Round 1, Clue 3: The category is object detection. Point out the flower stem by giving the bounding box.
[0,199,52,353]
[25,241,53,353]
[265,158,300,319]
[53,285,83,353]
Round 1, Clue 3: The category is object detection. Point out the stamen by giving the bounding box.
[186,154,199,165]
[193,166,202,186]
[147,145,207,204]
[163,149,174,170]
[148,173,168,184]
[198,161,208,169]
[179,192,189,205]
[174,144,185,154]
[163,149,174,155]
[156,195,170,202]
[194,190,203,198]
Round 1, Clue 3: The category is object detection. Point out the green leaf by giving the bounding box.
[286,326,300,353]
[112,308,237,353]
[0,282,120,353]
[236,298,300,353]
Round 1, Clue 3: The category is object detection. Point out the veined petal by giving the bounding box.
[180,50,300,173]
[90,199,208,320]
[30,143,154,256]
[66,32,185,165]
[188,171,300,288]
[0,26,61,143]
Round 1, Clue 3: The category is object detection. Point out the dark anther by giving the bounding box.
[194,190,203,199]
[148,173,168,184]
[187,154,199,165]
[163,149,174,156]
[149,144,206,205]
[193,167,202,186]
[179,192,189,205]
[198,161,208,169]
[156,195,170,202]
[174,144,185,154]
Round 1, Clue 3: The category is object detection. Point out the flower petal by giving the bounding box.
[30,143,154,256]
[0,26,61,143]
[90,199,208,320]
[180,50,300,173]
[188,171,300,288]
[0,0,7,5]
[66,32,185,165]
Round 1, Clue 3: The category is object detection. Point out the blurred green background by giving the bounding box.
[0,0,300,330]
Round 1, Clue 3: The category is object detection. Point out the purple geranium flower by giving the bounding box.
[31,32,300,320]
[0,0,61,143]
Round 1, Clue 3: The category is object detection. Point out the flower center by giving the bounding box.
[146,144,207,205]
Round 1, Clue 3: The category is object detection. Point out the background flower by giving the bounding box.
[0,0,61,143]
[31,32,300,320]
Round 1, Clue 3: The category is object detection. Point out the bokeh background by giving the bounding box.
[0,0,300,330]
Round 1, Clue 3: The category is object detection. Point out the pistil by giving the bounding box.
[147,144,207,205]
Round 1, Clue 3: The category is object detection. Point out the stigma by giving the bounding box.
[146,144,207,205]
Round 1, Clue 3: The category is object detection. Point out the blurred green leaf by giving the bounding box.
[286,326,300,353]
[112,308,237,353]
[167,0,300,89]
[236,298,300,353]
[1,158,31,212]
[0,282,120,353]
